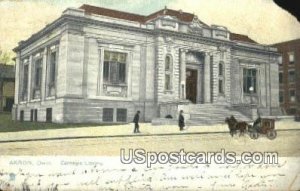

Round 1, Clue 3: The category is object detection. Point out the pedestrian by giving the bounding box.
[133,110,140,133]
[178,110,185,131]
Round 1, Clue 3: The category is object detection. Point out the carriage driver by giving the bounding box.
[253,116,261,130]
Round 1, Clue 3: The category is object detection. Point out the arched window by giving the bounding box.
[165,55,172,91]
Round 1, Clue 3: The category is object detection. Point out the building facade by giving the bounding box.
[13,4,281,123]
[0,64,15,112]
[273,39,300,118]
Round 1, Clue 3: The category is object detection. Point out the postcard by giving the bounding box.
[0,0,299,190]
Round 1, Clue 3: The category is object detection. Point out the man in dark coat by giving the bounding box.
[133,111,140,133]
[178,110,185,131]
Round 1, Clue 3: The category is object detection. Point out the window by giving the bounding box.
[34,58,42,88]
[279,91,284,103]
[243,68,257,94]
[165,75,171,90]
[47,48,57,97]
[49,51,56,84]
[34,109,38,122]
[219,79,224,94]
[32,57,42,99]
[103,51,127,84]
[289,90,296,102]
[22,62,29,101]
[278,55,282,65]
[288,70,295,83]
[117,108,127,122]
[219,62,224,76]
[218,62,224,94]
[279,72,283,84]
[165,55,172,91]
[4,98,14,112]
[46,108,52,122]
[30,109,34,122]
[20,110,24,122]
[288,108,296,115]
[288,52,294,64]
[30,109,38,122]
[103,108,114,122]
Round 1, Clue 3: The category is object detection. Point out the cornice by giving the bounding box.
[232,44,280,56]
[14,14,279,57]
[13,16,67,52]
[153,29,234,48]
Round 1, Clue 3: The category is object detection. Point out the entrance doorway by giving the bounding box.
[186,68,197,103]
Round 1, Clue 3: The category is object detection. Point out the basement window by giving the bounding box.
[20,110,24,122]
[30,109,34,122]
[46,108,52,122]
[117,108,127,122]
[103,108,114,122]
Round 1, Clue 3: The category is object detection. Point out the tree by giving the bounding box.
[0,48,14,65]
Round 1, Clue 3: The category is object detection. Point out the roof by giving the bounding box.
[145,9,194,23]
[14,4,261,52]
[272,38,300,46]
[272,38,300,53]
[79,4,145,23]
[230,33,257,44]
[80,5,257,43]
[79,4,202,24]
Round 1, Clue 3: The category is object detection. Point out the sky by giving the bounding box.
[0,0,299,63]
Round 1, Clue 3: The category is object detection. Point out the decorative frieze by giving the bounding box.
[161,19,176,28]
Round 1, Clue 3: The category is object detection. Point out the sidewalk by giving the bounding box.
[0,120,299,142]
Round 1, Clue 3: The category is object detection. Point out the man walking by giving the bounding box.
[178,110,185,131]
[133,110,140,133]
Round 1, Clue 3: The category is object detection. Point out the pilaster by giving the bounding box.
[180,49,187,99]
[204,52,211,103]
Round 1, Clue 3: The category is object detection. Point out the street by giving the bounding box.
[0,130,299,156]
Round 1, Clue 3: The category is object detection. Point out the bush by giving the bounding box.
[165,115,173,119]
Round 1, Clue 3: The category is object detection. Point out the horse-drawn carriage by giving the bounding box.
[225,116,277,140]
[248,117,277,140]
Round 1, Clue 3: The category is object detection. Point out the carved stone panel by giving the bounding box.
[103,84,127,97]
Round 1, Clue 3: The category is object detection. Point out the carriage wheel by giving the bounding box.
[249,131,259,139]
[267,130,277,140]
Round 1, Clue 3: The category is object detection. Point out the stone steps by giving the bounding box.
[190,112,249,118]
[152,103,252,126]
[185,104,251,125]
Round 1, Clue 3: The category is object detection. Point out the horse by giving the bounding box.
[225,115,248,137]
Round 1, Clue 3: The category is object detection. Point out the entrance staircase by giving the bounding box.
[180,103,252,125]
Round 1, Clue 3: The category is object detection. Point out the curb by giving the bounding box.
[0,129,299,143]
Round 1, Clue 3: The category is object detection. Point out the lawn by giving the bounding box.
[0,113,120,133]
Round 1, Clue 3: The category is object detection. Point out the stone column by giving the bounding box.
[14,53,20,105]
[180,49,186,99]
[204,52,211,103]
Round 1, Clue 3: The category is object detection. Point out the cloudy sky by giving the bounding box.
[0,0,299,59]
